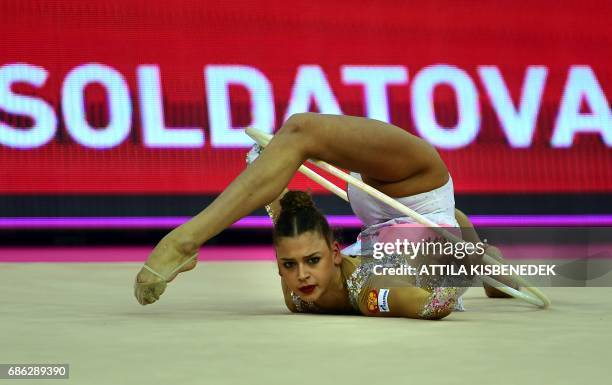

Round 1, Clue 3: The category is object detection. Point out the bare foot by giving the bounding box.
[134,230,199,305]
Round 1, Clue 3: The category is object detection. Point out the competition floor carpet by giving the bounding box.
[1,246,611,385]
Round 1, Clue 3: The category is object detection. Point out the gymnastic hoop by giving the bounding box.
[245,126,551,309]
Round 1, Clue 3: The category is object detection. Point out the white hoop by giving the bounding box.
[245,127,550,309]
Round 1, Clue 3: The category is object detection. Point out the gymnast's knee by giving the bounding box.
[277,113,319,154]
[278,113,314,136]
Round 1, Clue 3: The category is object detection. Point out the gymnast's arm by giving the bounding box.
[455,208,504,263]
[455,208,517,295]
[357,286,453,320]
[454,208,481,245]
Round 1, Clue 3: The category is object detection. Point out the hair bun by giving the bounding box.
[279,191,314,213]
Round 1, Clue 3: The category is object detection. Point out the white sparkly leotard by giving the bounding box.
[343,173,466,312]
[290,173,468,315]
[347,172,458,230]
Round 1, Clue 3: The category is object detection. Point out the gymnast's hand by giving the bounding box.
[246,143,263,165]
[134,229,199,305]
[482,244,519,298]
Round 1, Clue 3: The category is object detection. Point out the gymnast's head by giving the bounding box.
[273,191,342,301]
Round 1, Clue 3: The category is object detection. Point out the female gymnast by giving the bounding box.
[134,113,512,319]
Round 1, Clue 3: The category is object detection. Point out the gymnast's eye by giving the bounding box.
[283,261,296,269]
[307,257,320,265]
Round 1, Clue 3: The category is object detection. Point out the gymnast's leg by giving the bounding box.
[135,113,448,304]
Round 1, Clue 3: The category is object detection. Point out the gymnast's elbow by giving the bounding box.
[358,308,452,320]
[394,307,453,320]
[417,307,453,321]
[358,302,453,320]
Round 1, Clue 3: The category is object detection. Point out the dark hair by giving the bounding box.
[273,191,333,247]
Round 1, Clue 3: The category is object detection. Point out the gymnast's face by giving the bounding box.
[275,231,342,302]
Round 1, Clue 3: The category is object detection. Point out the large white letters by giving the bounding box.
[62,63,132,149]
[205,65,274,147]
[341,65,407,123]
[284,65,342,121]
[479,66,547,148]
[138,65,204,148]
[551,66,611,147]
[0,63,57,148]
[1,63,609,151]
[411,65,480,149]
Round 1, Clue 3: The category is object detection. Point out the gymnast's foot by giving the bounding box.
[134,229,199,305]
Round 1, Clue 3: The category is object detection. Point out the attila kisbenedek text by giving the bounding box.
[371,239,556,277]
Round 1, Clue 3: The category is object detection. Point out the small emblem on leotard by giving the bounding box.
[367,289,379,313]
[378,288,390,312]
